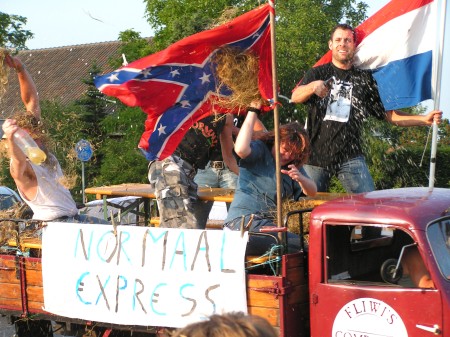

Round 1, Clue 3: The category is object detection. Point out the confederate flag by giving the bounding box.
[95,4,273,160]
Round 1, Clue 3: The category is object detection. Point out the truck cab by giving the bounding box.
[308,187,450,337]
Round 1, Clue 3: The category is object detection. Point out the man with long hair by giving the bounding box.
[223,102,317,255]
[1,53,104,224]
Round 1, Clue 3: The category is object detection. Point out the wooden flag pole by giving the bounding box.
[268,0,284,245]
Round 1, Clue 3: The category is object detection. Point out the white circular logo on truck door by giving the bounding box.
[332,297,407,337]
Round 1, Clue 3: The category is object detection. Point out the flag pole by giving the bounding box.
[268,1,283,242]
[429,0,447,190]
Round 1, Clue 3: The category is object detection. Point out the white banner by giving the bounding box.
[42,223,248,328]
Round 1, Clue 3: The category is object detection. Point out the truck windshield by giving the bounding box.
[427,218,450,280]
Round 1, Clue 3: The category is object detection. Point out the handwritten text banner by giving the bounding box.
[42,223,248,328]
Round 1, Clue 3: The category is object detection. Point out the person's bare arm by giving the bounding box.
[385,109,442,127]
[281,164,317,197]
[220,114,239,175]
[291,80,330,103]
[5,54,41,119]
[402,246,435,289]
[1,119,38,199]
[234,103,262,159]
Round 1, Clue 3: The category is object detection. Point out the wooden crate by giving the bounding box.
[247,252,309,337]
[0,254,45,315]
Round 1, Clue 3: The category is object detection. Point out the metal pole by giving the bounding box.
[82,161,86,203]
[268,1,283,242]
[429,0,447,189]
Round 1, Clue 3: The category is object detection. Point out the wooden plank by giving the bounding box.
[285,267,307,286]
[25,259,43,287]
[0,272,18,284]
[0,297,22,310]
[27,300,46,312]
[287,284,309,305]
[25,259,42,272]
[247,306,280,327]
[26,286,44,303]
[247,288,280,308]
[0,283,21,299]
[0,266,19,283]
[284,253,304,270]
[85,184,235,203]
[247,278,281,309]
[24,270,43,287]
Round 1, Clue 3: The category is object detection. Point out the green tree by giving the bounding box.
[75,63,108,137]
[437,119,450,146]
[95,107,148,189]
[40,101,89,202]
[74,64,112,192]
[109,30,154,69]
[144,0,254,52]
[0,12,33,49]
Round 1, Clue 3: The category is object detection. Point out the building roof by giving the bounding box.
[0,41,123,117]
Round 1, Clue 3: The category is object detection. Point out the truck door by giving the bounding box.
[310,224,443,337]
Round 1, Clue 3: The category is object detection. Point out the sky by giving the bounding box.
[2,0,153,49]
[2,0,449,119]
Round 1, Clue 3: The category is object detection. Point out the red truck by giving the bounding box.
[0,186,449,336]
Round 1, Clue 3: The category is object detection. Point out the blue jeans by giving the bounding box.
[194,162,237,229]
[304,156,375,193]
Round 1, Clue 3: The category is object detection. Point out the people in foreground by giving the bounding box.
[291,23,442,193]
[223,102,317,255]
[171,312,277,337]
[1,53,105,224]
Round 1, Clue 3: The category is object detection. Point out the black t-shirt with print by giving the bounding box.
[300,63,386,168]
[208,114,245,162]
[174,115,226,169]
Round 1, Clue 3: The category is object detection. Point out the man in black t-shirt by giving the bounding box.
[291,23,442,193]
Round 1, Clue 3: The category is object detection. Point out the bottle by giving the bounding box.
[13,127,47,165]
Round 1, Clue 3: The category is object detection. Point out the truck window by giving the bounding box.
[427,218,450,280]
[325,224,422,287]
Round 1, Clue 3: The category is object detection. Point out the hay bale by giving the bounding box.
[281,199,317,235]
[0,203,39,248]
[212,46,266,112]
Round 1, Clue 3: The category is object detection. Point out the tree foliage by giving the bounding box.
[0,12,33,49]
[109,30,154,69]
[75,63,108,136]
[96,107,148,188]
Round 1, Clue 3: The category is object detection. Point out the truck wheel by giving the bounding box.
[380,258,403,284]
[14,318,53,337]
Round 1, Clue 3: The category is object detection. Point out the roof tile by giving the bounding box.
[0,41,122,117]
